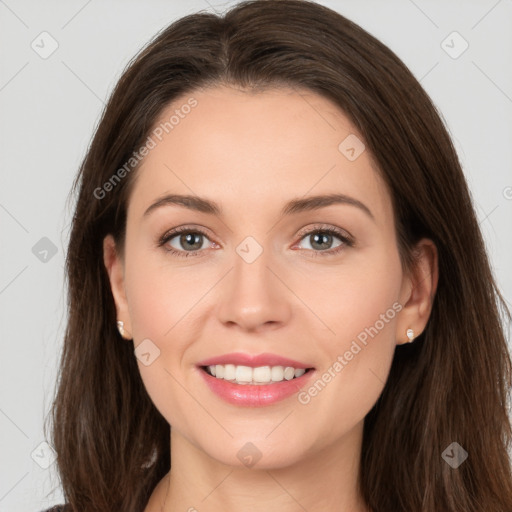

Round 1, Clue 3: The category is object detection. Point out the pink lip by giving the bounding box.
[195,352,316,407]
[196,352,313,369]
[198,366,316,407]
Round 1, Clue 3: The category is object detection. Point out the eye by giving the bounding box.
[158,226,215,258]
[294,225,354,257]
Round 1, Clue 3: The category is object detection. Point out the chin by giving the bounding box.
[196,433,313,470]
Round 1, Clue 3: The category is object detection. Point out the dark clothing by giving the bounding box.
[40,507,66,512]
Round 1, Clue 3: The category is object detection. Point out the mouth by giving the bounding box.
[195,353,316,407]
[200,364,314,385]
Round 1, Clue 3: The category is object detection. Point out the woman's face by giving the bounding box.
[105,85,426,469]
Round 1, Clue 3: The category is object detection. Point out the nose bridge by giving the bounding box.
[234,235,271,289]
[216,233,291,330]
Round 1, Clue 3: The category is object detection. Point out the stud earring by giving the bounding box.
[117,320,128,339]
[406,328,415,343]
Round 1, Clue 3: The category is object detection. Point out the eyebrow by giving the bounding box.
[143,193,374,221]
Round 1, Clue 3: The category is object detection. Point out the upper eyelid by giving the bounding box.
[296,223,352,239]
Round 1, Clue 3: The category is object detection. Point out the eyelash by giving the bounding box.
[157,224,354,259]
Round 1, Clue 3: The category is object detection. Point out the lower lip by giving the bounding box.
[198,367,316,407]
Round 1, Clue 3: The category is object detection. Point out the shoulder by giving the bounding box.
[40,506,67,512]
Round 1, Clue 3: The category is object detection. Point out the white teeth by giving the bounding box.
[284,367,295,380]
[224,364,236,380]
[235,365,253,383]
[253,366,271,383]
[205,364,309,384]
[271,366,284,381]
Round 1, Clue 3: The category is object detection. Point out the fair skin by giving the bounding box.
[103,85,438,512]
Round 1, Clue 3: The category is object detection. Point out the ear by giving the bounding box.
[396,238,438,345]
[103,234,132,339]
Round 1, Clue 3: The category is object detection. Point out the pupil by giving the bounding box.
[181,233,202,250]
[311,233,331,250]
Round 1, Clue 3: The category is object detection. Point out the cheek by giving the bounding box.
[124,248,200,341]
[304,243,402,344]
[124,253,204,431]
[124,250,212,399]
[302,247,402,417]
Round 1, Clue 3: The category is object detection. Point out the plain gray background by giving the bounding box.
[1,0,511,510]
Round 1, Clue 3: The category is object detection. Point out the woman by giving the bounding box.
[43,0,512,511]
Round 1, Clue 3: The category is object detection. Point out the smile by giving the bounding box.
[202,364,310,384]
[196,352,316,407]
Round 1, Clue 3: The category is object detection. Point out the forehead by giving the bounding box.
[127,85,392,226]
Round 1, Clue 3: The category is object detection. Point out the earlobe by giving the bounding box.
[103,234,133,340]
[396,238,439,345]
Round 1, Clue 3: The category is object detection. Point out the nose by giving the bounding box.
[216,245,292,333]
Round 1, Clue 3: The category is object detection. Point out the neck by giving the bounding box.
[149,420,369,512]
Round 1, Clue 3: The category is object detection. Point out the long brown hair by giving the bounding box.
[45,1,512,510]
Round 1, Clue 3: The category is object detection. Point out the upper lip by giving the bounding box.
[196,352,314,369]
